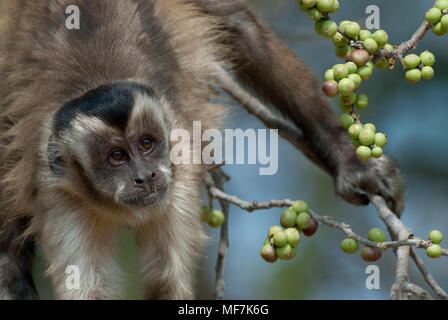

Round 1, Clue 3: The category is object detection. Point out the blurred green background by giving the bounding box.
[32,0,448,299]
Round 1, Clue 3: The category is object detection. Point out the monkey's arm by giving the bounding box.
[193,0,405,214]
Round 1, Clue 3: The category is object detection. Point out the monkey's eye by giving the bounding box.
[140,137,154,153]
[109,149,128,165]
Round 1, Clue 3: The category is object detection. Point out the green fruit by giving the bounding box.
[405,69,421,83]
[334,45,350,59]
[339,101,353,112]
[344,22,361,38]
[442,14,448,29]
[357,65,373,80]
[363,38,378,54]
[373,30,388,48]
[361,247,382,262]
[308,8,323,21]
[345,62,358,74]
[356,146,372,162]
[358,129,375,146]
[209,210,225,227]
[292,200,309,213]
[333,32,349,46]
[359,29,372,41]
[333,63,350,80]
[366,61,375,69]
[340,104,353,112]
[426,245,442,258]
[201,206,211,223]
[302,0,317,8]
[285,228,301,247]
[374,133,387,148]
[268,225,283,238]
[364,123,376,132]
[368,228,386,242]
[340,93,357,106]
[261,244,278,263]
[420,51,435,66]
[328,0,339,13]
[403,54,421,69]
[296,212,312,230]
[383,43,394,51]
[351,139,360,147]
[347,49,370,67]
[264,236,271,246]
[289,246,297,258]
[348,73,362,89]
[348,123,363,138]
[341,238,359,253]
[276,244,293,260]
[375,57,389,70]
[436,0,448,10]
[322,80,339,97]
[356,94,368,110]
[429,230,443,244]
[371,147,383,158]
[314,19,326,35]
[421,66,435,80]
[273,230,288,247]
[432,21,448,35]
[320,19,338,38]
[339,113,354,128]
[280,208,298,228]
[338,78,356,95]
[426,7,442,25]
[324,69,335,81]
[338,20,351,32]
[316,0,335,12]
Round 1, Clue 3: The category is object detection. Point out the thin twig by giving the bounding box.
[211,169,230,300]
[410,248,448,300]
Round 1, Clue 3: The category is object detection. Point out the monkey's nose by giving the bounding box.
[134,171,156,186]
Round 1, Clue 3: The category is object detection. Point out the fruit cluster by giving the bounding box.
[348,123,387,161]
[426,0,448,36]
[201,206,225,228]
[427,230,444,258]
[260,200,318,263]
[404,51,436,83]
[340,227,386,262]
[297,0,445,161]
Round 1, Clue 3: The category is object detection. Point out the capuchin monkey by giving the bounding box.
[0,0,404,299]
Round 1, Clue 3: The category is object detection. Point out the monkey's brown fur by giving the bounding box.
[0,0,404,299]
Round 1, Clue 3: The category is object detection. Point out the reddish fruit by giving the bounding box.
[347,49,370,67]
[302,219,318,237]
[361,247,382,262]
[322,80,339,97]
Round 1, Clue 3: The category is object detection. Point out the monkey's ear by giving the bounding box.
[47,134,66,176]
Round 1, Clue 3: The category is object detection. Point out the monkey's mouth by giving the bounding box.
[119,185,168,208]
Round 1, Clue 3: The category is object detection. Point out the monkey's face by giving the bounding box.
[52,82,173,209]
[84,126,171,208]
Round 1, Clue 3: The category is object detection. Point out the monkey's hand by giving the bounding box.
[334,151,405,216]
